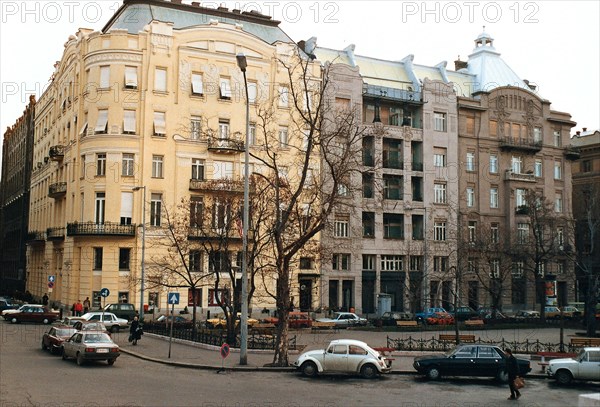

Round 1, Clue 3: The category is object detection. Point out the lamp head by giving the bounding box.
[236,54,247,71]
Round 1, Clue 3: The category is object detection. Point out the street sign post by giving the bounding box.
[218,343,230,373]
[100,288,110,319]
[167,293,180,359]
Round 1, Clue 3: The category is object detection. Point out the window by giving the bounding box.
[154,68,167,92]
[249,124,256,145]
[120,192,133,225]
[533,127,542,143]
[517,223,529,244]
[556,227,564,246]
[434,221,446,241]
[150,193,162,226]
[192,158,204,180]
[534,159,543,177]
[300,257,313,269]
[489,259,500,278]
[332,254,350,271]
[362,173,374,198]
[190,116,201,140]
[383,138,402,169]
[468,221,477,243]
[152,155,164,178]
[410,256,423,271]
[381,255,403,271]
[362,212,375,237]
[553,130,561,147]
[247,81,257,103]
[123,110,136,134]
[556,262,564,275]
[119,248,131,271]
[383,213,404,239]
[490,187,498,208]
[219,77,231,100]
[190,197,203,228]
[93,247,103,270]
[208,289,229,306]
[383,175,403,200]
[433,256,449,273]
[124,66,137,89]
[491,223,499,244]
[512,156,522,174]
[512,261,524,277]
[212,199,230,231]
[516,188,527,207]
[433,112,446,132]
[189,250,202,273]
[489,154,498,174]
[412,214,424,240]
[466,187,475,207]
[466,152,475,171]
[96,153,106,176]
[554,192,563,212]
[554,161,562,180]
[279,126,288,147]
[433,151,446,167]
[434,183,446,204]
[337,183,349,197]
[95,109,108,134]
[363,254,375,271]
[218,120,229,140]
[278,86,289,107]
[334,219,349,237]
[121,154,134,177]
[153,112,166,136]
[191,73,203,96]
[100,66,110,88]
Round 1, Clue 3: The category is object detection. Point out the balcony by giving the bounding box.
[48,182,67,198]
[363,83,422,105]
[187,226,243,241]
[189,179,247,194]
[66,221,136,237]
[515,205,529,215]
[207,136,244,153]
[504,170,536,183]
[563,146,580,160]
[499,137,542,153]
[26,230,46,242]
[46,227,65,240]
[49,145,65,161]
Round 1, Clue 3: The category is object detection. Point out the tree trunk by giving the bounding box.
[272,271,291,366]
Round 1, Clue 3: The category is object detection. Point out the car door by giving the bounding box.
[579,351,600,380]
[64,333,81,357]
[322,344,348,372]
[347,344,368,373]
[447,346,478,376]
[475,346,503,377]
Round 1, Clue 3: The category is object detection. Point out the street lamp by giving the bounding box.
[236,53,250,365]
[133,186,146,321]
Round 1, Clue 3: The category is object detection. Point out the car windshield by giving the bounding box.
[56,328,77,336]
[576,349,587,361]
[84,333,112,343]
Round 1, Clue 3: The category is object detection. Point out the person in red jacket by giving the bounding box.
[74,300,83,316]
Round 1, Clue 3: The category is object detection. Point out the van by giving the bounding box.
[103,303,136,321]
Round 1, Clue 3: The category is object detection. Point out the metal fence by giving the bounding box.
[386,335,582,354]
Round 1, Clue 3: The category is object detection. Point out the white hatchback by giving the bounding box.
[547,347,600,385]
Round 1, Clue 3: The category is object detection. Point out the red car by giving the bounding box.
[7,305,59,324]
[426,312,455,325]
[262,312,313,329]
[42,325,77,354]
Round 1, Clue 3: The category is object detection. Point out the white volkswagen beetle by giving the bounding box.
[294,339,392,379]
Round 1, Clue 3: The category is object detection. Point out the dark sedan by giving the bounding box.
[42,325,77,354]
[370,311,414,327]
[7,305,59,324]
[413,345,531,382]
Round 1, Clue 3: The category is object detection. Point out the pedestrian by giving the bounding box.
[505,348,522,400]
[74,300,83,316]
[83,297,91,313]
[42,293,49,306]
[129,316,143,345]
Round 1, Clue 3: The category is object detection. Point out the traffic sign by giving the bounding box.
[168,293,180,305]
[48,275,55,283]
[47,282,54,289]
[220,343,230,359]
[100,288,110,297]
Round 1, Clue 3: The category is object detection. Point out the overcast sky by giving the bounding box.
[1,1,598,167]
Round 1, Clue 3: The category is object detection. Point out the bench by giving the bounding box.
[396,320,419,328]
[250,323,276,334]
[439,334,476,343]
[464,319,485,327]
[311,321,339,332]
[570,337,600,347]
[535,351,577,372]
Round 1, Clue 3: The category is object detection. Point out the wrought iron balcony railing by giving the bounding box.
[207,137,244,153]
[49,145,65,160]
[66,221,136,236]
[48,182,67,198]
[499,137,542,153]
[46,227,65,240]
[27,230,46,242]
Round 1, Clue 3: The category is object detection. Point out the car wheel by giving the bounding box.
[42,318,50,324]
[61,349,68,360]
[426,366,441,380]
[41,341,47,351]
[76,353,84,366]
[555,370,572,385]
[111,325,119,333]
[360,364,378,379]
[301,361,318,377]
[10,317,17,324]
[496,370,509,383]
[107,359,115,366]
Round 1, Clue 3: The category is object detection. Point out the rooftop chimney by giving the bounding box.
[582,127,587,132]
[576,131,581,136]
[454,56,468,71]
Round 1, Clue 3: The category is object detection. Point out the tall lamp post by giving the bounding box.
[236,53,250,365]
[133,186,146,321]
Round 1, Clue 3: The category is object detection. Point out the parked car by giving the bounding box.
[547,347,600,385]
[370,311,414,327]
[425,312,455,325]
[558,306,582,320]
[61,331,120,366]
[0,299,19,313]
[415,307,448,323]
[73,320,111,335]
[262,312,313,329]
[413,344,531,382]
[544,306,562,319]
[477,307,509,320]
[57,316,86,327]
[514,310,540,319]
[154,315,194,328]
[206,314,259,329]
[6,305,59,324]
[103,303,136,321]
[451,306,479,321]
[294,339,392,379]
[2,304,44,320]
[80,312,129,333]
[316,312,367,327]
[42,325,77,354]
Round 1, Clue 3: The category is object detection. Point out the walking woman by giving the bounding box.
[505,349,522,400]
[129,316,143,345]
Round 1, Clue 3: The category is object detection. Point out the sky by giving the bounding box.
[1,0,599,167]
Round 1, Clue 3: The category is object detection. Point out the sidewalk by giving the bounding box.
[114,327,567,376]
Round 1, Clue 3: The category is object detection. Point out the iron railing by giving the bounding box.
[66,221,136,236]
